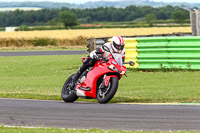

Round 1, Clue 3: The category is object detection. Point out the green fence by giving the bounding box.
[125,36,200,70]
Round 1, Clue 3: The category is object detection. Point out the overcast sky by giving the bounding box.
[1,0,199,4]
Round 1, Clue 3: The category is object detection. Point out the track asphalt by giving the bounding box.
[0,98,200,131]
[0,50,87,56]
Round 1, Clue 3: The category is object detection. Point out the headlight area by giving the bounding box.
[120,71,126,75]
[108,64,126,75]
[108,64,119,72]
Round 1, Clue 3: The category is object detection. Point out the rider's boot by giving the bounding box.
[72,57,95,82]
[72,67,83,82]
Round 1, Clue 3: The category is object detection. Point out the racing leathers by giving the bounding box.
[72,42,125,81]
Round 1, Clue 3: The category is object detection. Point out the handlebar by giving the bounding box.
[123,61,135,66]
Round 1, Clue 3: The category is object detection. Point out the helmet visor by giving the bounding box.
[113,41,124,51]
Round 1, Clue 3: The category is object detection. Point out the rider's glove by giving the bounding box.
[93,54,98,59]
[90,50,97,59]
[90,50,103,60]
[93,54,103,60]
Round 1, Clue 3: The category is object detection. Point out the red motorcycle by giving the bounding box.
[61,46,134,104]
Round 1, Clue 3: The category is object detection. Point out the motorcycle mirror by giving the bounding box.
[102,45,110,52]
[129,61,135,66]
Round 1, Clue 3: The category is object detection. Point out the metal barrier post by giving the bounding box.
[190,9,200,36]
[86,38,96,53]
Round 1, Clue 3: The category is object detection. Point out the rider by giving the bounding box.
[72,36,125,81]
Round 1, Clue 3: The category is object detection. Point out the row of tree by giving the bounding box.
[0,5,189,27]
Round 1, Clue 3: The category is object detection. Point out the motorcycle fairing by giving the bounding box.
[104,75,111,87]
[104,75,117,87]
[76,64,118,98]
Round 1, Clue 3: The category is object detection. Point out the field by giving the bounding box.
[0,27,191,49]
[0,27,198,103]
[1,55,200,103]
[0,27,191,39]
[0,27,199,131]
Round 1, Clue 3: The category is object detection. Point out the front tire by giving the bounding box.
[97,77,119,104]
[61,74,79,103]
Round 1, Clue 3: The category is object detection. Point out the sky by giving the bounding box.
[1,0,200,4]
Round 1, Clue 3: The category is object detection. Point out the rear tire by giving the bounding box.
[61,74,79,103]
[97,77,119,104]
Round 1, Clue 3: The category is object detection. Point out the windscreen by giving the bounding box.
[112,53,122,66]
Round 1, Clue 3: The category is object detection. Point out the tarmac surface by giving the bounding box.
[0,98,200,131]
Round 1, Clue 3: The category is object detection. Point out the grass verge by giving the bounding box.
[0,126,199,133]
[0,55,200,103]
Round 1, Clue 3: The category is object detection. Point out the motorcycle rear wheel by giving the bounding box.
[61,74,79,103]
[97,77,119,104]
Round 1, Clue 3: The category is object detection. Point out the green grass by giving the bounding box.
[0,55,200,103]
[0,126,199,133]
[0,55,80,101]
[118,70,200,103]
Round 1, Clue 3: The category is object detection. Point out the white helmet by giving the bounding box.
[111,36,125,53]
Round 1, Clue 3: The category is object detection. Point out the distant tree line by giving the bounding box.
[0,5,189,27]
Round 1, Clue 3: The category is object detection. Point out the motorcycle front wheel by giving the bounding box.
[61,74,79,103]
[97,77,119,104]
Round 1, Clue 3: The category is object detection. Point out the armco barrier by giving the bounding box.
[86,32,192,53]
[133,37,200,69]
[124,38,139,68]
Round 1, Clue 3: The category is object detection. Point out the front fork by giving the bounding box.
[100,75,118,89]
[98,74,118,98]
